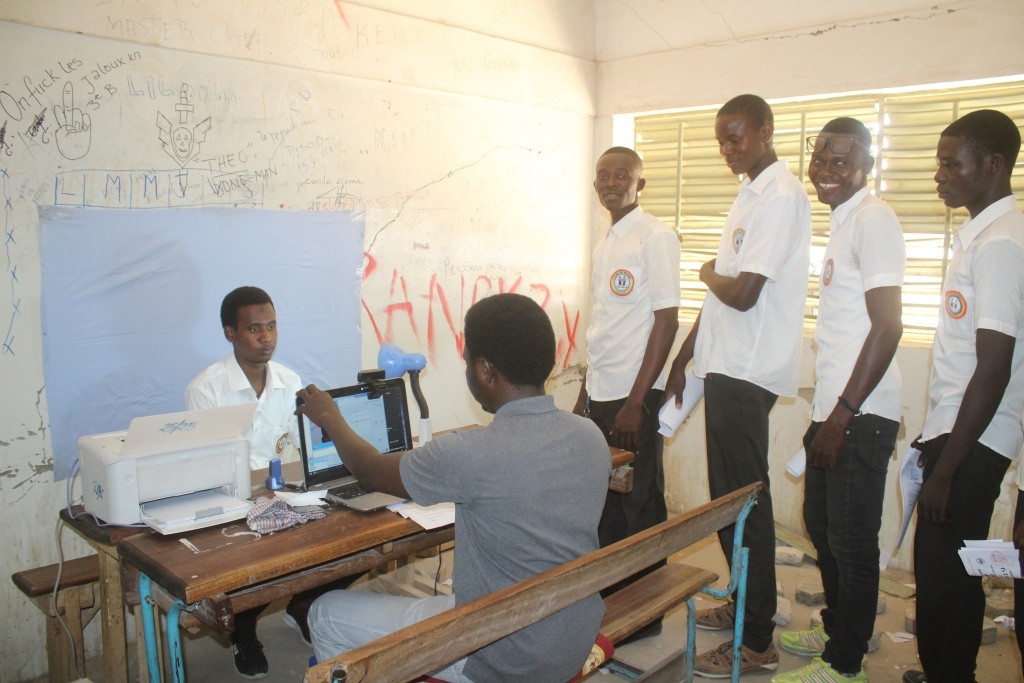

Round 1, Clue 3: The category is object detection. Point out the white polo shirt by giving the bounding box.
[812,188,906,423]
[586,207,681,401]
[693,159,811,397]
[922,195,1024,459]
[185,355,303,469]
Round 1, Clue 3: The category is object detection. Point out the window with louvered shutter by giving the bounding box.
[634,81,1024,344]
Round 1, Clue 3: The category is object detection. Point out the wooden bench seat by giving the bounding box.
[600,562,717,645]
[305,483,760,683]
[12,555,101,683]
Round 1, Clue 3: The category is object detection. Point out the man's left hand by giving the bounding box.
[610,401,643,453]
[807,416,848,470]
[295,384,342,428]
[699,258,717,284]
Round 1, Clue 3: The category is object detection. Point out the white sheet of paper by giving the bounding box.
[657,370,705,437]
[389,501,455,530]
[894,445,923,550]
[786,448,806,477]
[274,489,329,507]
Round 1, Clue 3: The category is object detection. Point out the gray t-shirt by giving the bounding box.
[400,395,610,683]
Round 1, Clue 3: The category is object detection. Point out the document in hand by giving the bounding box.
[894,445,923,550]
[657,369,705,437]
[958,540,1022,579]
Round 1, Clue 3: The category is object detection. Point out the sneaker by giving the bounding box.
[696,601,736,631]
[283,607,312,647]
[771,657,866,683]
[231,638,268,679]
[694,640,779,678]
[778,625,829,658]
[902,672,926,683]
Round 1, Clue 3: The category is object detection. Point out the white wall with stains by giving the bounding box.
[0,2,597,679]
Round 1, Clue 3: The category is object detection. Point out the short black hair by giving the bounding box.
[221,286,273,328]
[718,94,774,128]
[943,109,1021,170]
[600,146,644,172]
[821,117,872,151]
[463,293,555,388]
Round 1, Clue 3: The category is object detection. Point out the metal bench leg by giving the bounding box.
[167,601,187,683]
[139,573,163,683]
[697,496,756,683]
[685,597,696,683]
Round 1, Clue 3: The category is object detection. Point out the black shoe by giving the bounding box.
[617,618,663,646]
[232,637,268,679]
[283,604,312,647]
[902,671,926,683]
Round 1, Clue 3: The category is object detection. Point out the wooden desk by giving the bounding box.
[88,440,630,681]
[119,445,632,632]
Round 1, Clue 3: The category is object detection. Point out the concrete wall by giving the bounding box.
[0,2,596,679]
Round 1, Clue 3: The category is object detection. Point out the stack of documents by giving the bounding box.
[958,540,1022,579]
[389,501,455,529]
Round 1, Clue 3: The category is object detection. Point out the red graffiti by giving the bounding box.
[360,253,582,369]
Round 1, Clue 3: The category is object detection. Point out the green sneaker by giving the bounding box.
[778,625,829,657]
[771,657,866,683]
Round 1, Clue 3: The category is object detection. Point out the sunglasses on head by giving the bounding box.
[806,135,870,155]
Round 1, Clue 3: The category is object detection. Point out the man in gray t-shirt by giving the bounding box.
[300,293,610,683]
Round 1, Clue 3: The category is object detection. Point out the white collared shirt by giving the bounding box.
[185,355,303,469]
[693,159,812,396]
[812,188,906,422]
[586,206,681,401]
[923,195,1024,459]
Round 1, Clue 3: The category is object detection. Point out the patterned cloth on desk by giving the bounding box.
[246,496,325,534]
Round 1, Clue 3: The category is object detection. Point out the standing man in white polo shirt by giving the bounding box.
[773,118,905,683]
[666,94,811,677]
[903,110,1024,683]
[574,146,679,636]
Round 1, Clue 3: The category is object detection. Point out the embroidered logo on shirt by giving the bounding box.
[945,290,967,319]
[732,228,745,253]
[822,259,835,286]
[609,269,635,296]
[276,433,289,454]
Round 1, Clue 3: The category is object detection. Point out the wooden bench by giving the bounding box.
[305,482,761,683]
[13,554,102,683]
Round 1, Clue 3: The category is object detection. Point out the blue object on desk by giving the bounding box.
[266,458,285,490]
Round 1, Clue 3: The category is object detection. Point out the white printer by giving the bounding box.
[79,403,256,534]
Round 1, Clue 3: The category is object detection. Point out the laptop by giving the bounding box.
[296,379,411,511]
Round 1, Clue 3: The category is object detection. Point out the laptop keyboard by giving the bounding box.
[328,481,370,500]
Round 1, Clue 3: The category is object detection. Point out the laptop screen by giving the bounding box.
[297,379,413,489]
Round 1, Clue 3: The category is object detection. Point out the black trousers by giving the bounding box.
[704,373,778,653]
[914,434,1010,683]
[588,389,668,594]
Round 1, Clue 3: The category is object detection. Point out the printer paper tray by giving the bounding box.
[141,489,252,535]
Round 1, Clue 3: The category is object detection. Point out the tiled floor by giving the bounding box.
[39,535,1024,682]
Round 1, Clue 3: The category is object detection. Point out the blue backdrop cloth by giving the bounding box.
[40,206,364,480]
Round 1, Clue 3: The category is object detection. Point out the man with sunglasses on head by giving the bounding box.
[772,118,905,683]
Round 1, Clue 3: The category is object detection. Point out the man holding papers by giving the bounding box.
[666,94,811,677]
[905,110,1024,683]
[772,118,905,683]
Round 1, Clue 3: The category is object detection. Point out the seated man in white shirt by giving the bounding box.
[299,293,610,683]
[186,285,304,679]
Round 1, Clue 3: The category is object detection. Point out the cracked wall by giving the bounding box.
[0,2,597,679]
